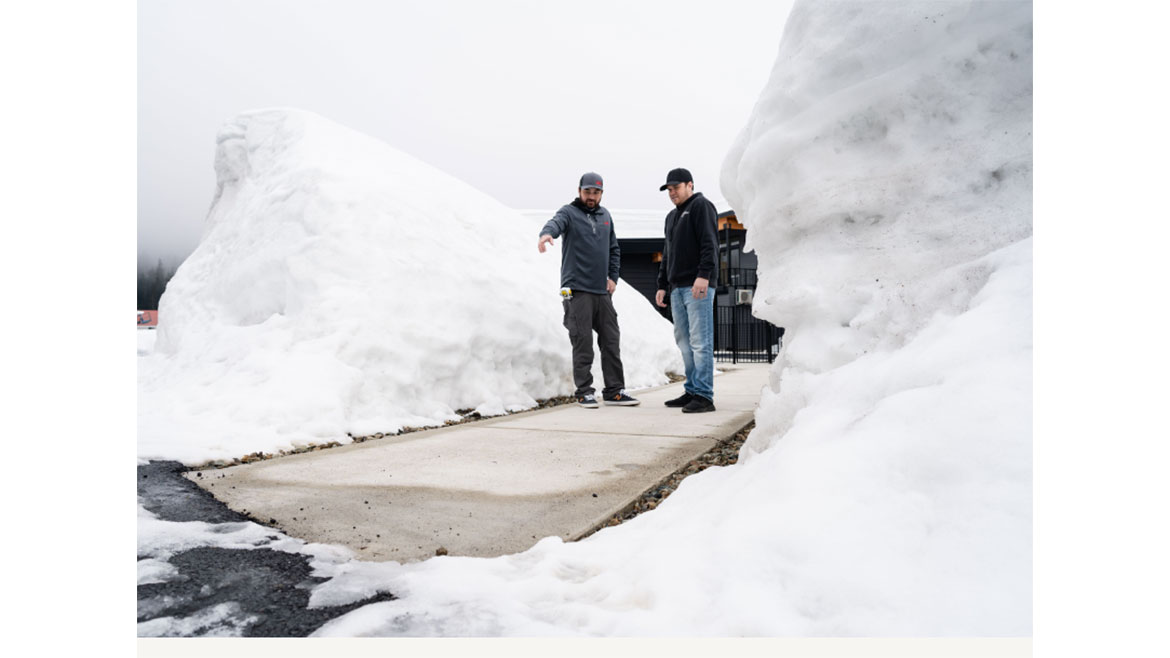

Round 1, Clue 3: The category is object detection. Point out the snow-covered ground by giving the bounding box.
[138,0,1031,637]
[137,328,157,356]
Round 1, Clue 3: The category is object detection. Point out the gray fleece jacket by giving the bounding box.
[539,198,621,295]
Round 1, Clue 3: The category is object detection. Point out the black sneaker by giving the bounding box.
[603,390,640,406]
[577,394,599,408]
[664,392,694,408]
[681,396,715,413]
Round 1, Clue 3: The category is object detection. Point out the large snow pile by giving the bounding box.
[138,109,681,465]
[717,0,1033,634]
[296,0,1032,637]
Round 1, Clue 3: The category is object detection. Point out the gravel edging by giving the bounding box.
[193,374,687,470]
[578,420,753,540]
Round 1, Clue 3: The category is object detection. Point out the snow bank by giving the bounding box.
[305,0,1032,637]
[137,109,680,464]
[720,0,1033,632]
[722,0,1032,380]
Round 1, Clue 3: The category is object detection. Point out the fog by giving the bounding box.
[138,0,795,265]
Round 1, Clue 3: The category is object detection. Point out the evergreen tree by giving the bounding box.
[137,258,177,311]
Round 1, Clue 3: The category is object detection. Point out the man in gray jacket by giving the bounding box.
[538,172,640,408]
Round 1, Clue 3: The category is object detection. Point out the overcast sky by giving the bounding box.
[138,0,795,263]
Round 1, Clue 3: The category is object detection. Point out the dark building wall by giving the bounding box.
[619,254,671,320]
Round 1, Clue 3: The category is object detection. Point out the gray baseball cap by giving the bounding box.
[579,172,604,190]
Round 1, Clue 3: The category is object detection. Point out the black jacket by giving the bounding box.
[539,198,621,295]
[656,192,718,291]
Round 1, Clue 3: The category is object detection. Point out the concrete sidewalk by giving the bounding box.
[185,363,771,563]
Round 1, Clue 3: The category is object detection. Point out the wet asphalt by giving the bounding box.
[137,460,395,637]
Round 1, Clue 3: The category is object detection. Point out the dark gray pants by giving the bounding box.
[563,292,625,397]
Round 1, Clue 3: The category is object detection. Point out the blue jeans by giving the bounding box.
[670,286,715,400]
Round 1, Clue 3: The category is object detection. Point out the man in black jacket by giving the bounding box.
[538,172,640,409]
[655,168,718,413]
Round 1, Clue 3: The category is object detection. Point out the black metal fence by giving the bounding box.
[714,267,783,364]
[714,304,782,363]
[719,266,758,289]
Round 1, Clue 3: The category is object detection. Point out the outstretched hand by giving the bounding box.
[537,235,555,253]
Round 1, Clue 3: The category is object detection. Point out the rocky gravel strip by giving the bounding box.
[579,420,753,539]
[196,375,687,469]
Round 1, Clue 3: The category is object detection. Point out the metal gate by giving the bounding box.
[714,267,783,364]
[714,304,782,364]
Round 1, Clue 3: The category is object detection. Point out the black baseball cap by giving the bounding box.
[579,172,604,190]
[659,167,693,191]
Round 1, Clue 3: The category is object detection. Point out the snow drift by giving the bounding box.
[722,0,1033,632]
[722,0,1032,383]
[302,0,1032,637]
[138,109,681,464]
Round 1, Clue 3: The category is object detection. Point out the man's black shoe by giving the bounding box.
[681,396,715,413]
[664,392,694,408]
[604,390,641,406]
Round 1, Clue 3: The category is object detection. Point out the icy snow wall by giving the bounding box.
[138,109,680,465]
[720,0,1033,632]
